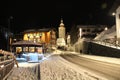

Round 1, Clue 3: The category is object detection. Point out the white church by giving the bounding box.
[56,18,66,47]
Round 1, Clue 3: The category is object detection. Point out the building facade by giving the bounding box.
[12,28,56,53]
[70,25,107,45]
[69,25,108,52]
[23,28,56,46]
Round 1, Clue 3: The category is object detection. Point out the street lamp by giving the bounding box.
[8,16,13,31]
[112,12,116,16]
[7,16,13,51]
[79,28,82,39]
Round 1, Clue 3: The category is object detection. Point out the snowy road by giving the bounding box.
[40,54,103,80]
[60,54,120,80]
[5,52,120,80]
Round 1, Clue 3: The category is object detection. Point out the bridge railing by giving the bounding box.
[0,59,14,80]
[0,49,19,80]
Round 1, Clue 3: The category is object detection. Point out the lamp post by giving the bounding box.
[7,16,13,51]
[8,16,13,31]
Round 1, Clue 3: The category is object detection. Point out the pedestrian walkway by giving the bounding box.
[68,51,120,65]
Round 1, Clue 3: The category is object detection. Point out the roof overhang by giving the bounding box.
[11,40,42,47]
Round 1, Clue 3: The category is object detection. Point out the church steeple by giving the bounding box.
[60,18,64,27]
[57,17,66,46]
[58,17,66,40]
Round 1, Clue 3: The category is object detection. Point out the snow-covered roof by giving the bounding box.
[94,25,116,40]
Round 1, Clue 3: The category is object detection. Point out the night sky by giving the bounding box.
[0,0,115,33]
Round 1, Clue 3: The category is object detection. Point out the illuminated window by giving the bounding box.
[29,47,35,52]
[23,47,28,52]
[16,47,22,53]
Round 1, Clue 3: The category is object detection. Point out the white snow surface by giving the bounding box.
[6,50,120,80]
[40,55,107,80]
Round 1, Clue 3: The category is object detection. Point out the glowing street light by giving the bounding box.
[79,28,82,38]
[112,12,116,16]
[104,27,108,31]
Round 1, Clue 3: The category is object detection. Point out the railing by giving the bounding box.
[92,40,120,49]
[0,49,19,80]
[0,59,14,80]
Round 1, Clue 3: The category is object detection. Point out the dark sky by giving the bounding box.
[0,0,115,33]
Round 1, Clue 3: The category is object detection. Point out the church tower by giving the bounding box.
[58,18,66,40]
[57,18,66,46]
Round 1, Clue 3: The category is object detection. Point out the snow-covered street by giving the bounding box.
[40,55,101,80]
[7,55,100,80]
[5,51,120,80]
